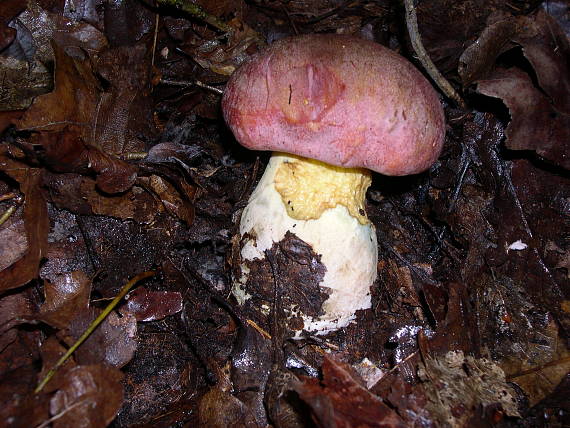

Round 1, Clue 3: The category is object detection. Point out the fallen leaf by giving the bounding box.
[15,41,100,139]
[417,350,520,426]
[39,271,91,329]
[294,356,406,428]
[0,0,25,52]
[143,175,194,224]
[0,214,27,272]
[122,286,183,322]
[49,365,124,428]
[0,169,49,292]
[63,307,137,368]
[476,67,570,169]
[502,316,570,407]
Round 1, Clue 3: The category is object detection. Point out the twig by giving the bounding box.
[155,0,233,34]
[34,270,156,393]
[160,78,224,95]
[403,0,466,109]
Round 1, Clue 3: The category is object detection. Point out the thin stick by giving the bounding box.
[160,78,224,95]
[403,0,466,109]
[34,270,156,394]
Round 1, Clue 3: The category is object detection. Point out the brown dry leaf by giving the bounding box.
[39,271,91,329]
[476,67,570,169]
[293,356,406,428]
[63,307,137,368]
[29,128,138,193]
[122,286,183,322]
[0,291,35,338]
[0,213,27,272]
[49,365,124,428]
[198,385,260,428]
[94,43,154,155]
[81,179,162,224]
[37,335,78,393]
[15,41,100,139]
[502,316,570,407]
[459,13,523,85]
[460,10,570,108]
[145,174,194,224]
[198,361,260,427]
[0,169,49,292]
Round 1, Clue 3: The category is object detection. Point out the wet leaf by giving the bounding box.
[39,271,91,329]
[122,286,183,322]
[294,356,406,428]
[0,169,49,292]
[63,307,137,368]
[49,365,124,428]
[0,214,27,272]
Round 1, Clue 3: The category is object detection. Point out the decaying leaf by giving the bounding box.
[293,356,406,428]
[0,167,48,292]
[502,316,570,407]
[122,286,183,322]
[39,271,91,329]
[62,308,137,369]
[49,365,124,428]
[417,350,521,426]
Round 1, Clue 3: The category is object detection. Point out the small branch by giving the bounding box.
[34,270,156,393]
[155,0,233,34]
[403,0,466,109]
[160,78,224,95]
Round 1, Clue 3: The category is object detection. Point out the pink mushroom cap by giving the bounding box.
[222,34,445,176]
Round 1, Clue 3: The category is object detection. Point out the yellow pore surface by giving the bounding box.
[274,155,371,225]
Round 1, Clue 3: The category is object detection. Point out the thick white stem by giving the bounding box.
[235,153,378,336]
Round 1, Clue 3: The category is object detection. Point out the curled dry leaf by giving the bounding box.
[94,43,154,155]
[29,124,138,194]
[461,10,570,169]
[293,356,406,428]
[476,67,570,169]
[122,286,183,322]
[145,175,194,224]
[49,365,124,428]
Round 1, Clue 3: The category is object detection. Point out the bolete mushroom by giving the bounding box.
[223,34,444,336]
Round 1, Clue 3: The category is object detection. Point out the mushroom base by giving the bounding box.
[233,153,378,337]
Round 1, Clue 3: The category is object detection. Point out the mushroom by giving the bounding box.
[223,34,445,337]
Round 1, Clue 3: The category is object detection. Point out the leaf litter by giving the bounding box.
[0,0,569,427]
